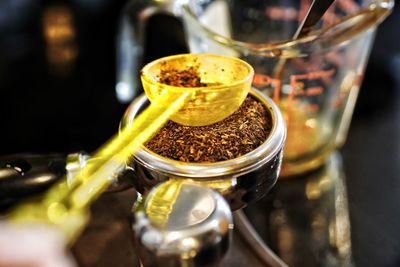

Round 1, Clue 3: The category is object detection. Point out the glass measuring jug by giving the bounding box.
[182,0,394,177]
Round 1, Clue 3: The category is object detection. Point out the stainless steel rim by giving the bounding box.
[121,88,286,179]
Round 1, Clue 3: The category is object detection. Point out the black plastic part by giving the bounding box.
[0,153,67,211]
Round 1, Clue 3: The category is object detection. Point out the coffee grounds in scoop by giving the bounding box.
[157,63,207,87]
[145,95,272,162]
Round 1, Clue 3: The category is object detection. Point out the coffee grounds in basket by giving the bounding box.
[145,95,272,162]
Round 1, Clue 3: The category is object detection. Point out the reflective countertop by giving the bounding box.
[0,1,399,266]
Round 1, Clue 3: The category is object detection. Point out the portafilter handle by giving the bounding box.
[132,180,233,267]
[0,153,68,210]
[0,152,134,211]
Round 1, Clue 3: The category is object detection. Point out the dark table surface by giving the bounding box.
[0,1,399,267]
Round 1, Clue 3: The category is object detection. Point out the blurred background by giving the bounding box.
[0,0,128,154]
[0,1,399,266]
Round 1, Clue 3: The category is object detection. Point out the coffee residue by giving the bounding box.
[157,62,207,87]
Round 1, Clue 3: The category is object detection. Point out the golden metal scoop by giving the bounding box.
[8,54,254,243]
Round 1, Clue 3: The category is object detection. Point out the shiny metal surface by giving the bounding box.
[150,182,217,230]
[132,181,232,267]
[65,153,135,193]
[294,0,336,38]
[121,89,286,210]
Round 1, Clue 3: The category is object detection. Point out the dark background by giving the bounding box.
[341,3,400,267]
[0,1,399,267]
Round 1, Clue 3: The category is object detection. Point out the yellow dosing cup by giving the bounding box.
[141,54,254,126]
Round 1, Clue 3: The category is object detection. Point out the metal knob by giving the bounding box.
[132,180,233,267]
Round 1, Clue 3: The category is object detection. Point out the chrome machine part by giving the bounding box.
[132,180,233,267]
[66,153,135,193]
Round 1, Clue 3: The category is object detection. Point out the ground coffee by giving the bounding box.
[146,95,272,162]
